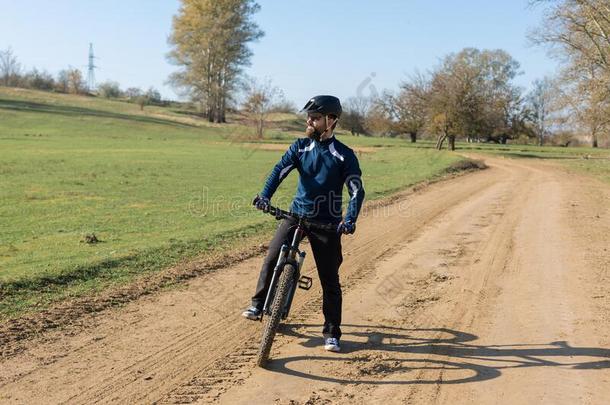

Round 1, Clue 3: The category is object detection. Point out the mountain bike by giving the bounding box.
[255,204,336,367]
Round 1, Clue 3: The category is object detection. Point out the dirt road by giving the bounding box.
[1,156,608,404]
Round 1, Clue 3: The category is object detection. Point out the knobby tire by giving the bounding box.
[256,264,296,367]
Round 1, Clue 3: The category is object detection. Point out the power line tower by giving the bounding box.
[87,43,98,92]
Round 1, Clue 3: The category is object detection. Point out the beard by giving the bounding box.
[305,125,322,141]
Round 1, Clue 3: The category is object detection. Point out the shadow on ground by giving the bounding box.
[0,98,196,128]
[265,323,610,385]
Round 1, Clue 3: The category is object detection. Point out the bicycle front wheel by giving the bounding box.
[256,264,296,367]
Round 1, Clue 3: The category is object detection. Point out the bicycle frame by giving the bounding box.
[258,204,334,321]
[254,203,337,366]
[262,219,308,320]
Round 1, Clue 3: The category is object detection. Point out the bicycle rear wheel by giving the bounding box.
[256,264,296,367]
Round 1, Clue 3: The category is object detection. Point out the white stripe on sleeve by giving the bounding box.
[279,164,293,179]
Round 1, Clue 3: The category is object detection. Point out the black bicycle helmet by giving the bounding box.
[301,95,342,118]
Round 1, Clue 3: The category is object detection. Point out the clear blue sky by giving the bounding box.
[0,0,557,105]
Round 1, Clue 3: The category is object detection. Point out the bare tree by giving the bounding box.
[0,47,22,86]
[125,87,143,99]
[124,87,147,109]
[55,69,70,93]
[136,95,148,111]
[528,77,555,145]
[559,65,610,147]
[67,68,85,94]
[145,87,162,105]
[367,92,397,136]
[530,0,610,146]
[268,97,297,114]
[530,0,610,76]
[242,77,282,139]
[341,96,371,136]
[395,71,431,142]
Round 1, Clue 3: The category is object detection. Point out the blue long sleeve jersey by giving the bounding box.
[260,135,365,224]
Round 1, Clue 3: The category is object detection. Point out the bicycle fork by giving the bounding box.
[261,245,310,320]
[281,251,306,319]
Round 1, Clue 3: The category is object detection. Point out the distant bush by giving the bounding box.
[67,69,86,94]
[23,68,55,91]
[145,87,162,104]
[97,81,122,98]
[125,87,143,99]
[55,69,70,93]
[1,47,176,105]
[269,99,297,113]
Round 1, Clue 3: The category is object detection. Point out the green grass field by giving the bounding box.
[0,88,469,318]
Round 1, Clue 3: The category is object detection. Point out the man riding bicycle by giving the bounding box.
[242,95,365,352]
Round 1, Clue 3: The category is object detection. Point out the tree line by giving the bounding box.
[0,48,88,94]
[342,0,610,148]
[341,48,535,150]
[529,0,610,148]
[0,47,165,110]
[166,0,608,148]
[3,0,608,147]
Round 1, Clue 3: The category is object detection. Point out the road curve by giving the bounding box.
[1,155,608,404]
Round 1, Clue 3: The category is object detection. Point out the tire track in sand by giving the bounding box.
[1,167,503,404]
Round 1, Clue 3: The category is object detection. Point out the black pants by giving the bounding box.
[251,218,343,339]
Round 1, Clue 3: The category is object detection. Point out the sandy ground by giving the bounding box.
[0,155,608,404]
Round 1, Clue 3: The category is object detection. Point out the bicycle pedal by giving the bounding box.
[298,275,313,290]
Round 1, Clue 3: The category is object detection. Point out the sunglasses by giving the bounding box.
[307,113,324,120]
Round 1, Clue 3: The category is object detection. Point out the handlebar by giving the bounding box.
[262,204,338,233]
